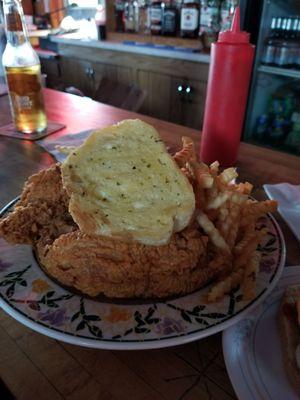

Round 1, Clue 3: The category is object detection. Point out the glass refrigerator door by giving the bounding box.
[244,0,300,156]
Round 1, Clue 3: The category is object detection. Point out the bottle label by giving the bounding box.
[5,65,47,132]
[163,10,176,32]
[262,45,276,65]
[180,8,199,31]
[6,12,23,32]
[150,7,162,23]
[5,66,44,114]
[277,46,290,66]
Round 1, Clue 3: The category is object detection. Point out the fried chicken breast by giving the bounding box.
[0,165,221,298]
[0,164,76,245]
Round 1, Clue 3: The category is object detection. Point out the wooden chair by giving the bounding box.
[94,77,147,113]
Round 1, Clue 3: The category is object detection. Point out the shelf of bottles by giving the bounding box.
[261,16,300,73]
[258,65,300,80]
[111,0,238,50]
[251,13,300,156]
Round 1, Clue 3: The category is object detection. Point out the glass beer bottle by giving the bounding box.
[2,0,47,134]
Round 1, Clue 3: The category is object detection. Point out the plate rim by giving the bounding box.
[222,265,300,400]
[0,198,286,350]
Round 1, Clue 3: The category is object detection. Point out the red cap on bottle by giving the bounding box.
[218,7,250,43]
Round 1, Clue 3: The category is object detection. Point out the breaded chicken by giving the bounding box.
[0,164,76,245]
[37,226,213,298]
[0,164,220,298]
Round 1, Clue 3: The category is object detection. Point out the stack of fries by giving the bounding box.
[174,137,278,303]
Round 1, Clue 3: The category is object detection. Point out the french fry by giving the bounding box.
[240,200,278,227]
[173,137,277,303]
[173,136,196,167]
[191,161,214,189]
[234,222,256,255]
[207,268,244,303]
[206,191,230,210]
[196,211,230,254]
[219,167,238,184]
[234,228,267,269]
[210,161,220,176]
[182,136,196,161]
[242,251,261,301]
[236,182,253,195]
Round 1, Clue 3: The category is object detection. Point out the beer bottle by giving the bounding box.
[114,1,125,32]
[261,17,279,66]
[2,0,47,134]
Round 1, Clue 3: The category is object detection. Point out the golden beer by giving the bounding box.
[2,0,47,134]
[5,64,47,133]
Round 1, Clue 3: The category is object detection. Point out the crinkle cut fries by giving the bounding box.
[174,137,277,303]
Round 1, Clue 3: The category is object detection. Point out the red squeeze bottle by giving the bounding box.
[200,7,255,167]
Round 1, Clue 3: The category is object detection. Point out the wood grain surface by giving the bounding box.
[0,89,299,400]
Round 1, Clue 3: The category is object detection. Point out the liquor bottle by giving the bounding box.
[95,5,106,40]
[115,0,125,32]
[150,1,163,35]
[2,0,47,134]
[199,0,221,49]
[180,0,200,39]
[138,0,150,34]
[162,0,177,36]
[124,0,139,33]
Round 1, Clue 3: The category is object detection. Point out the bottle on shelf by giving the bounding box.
[2,0,47,134]
[161,0,177,36]
[276,18,293,68]
[255,88,296,148]
[261,17,281,66]
[180,0,200,39]
[285,112,300,153]
[95,4,107,40]
[289,18,299,69]
[138,0,150,35]
[199,0,221,50]
[115,0,125,32]
[124,0,139,33]
[220,0,238,32]
[297,18,300,70]
[150,1,163,35]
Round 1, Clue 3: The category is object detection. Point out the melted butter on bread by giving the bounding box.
[61,119,195,245]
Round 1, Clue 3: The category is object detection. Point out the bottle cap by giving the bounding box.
[218,7,250,44]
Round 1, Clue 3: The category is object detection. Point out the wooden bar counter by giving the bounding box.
[0,89,299,400]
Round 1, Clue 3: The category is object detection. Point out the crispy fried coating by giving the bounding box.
[0,164,76,245]
[37,225,213,298]
[0,164,219,298]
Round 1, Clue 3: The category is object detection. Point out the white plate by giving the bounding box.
[223,266,300,400]
[0,198,285,350]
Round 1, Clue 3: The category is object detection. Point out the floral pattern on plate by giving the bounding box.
[0,199,285,349]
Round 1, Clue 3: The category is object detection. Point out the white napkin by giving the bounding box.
[37,130,92,162]
[264,183,300,241]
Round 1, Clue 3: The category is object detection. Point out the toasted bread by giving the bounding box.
[61,119,195,245]
[278,285,300,395]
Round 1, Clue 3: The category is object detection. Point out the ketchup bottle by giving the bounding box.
[200,7,255,167]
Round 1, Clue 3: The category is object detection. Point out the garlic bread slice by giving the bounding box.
[61,119,195,245]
